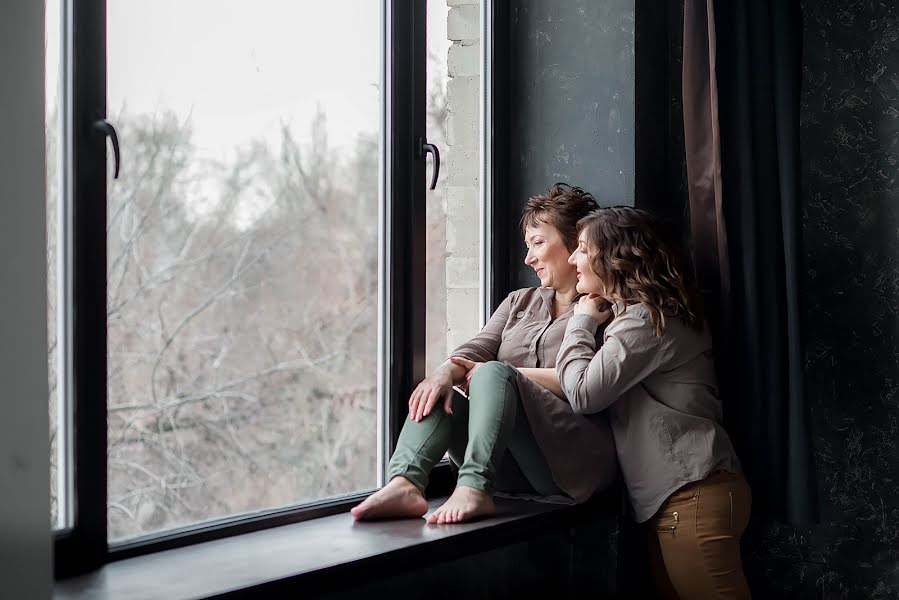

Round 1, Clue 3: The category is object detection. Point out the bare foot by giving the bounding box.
[351,476,428,521]
[426,486,495,524]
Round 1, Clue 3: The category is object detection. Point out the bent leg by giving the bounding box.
[353,392,467,520]
[503,395,562,497]
[455,361,521,495]
[429,362,528,524]
[387,391,467,492]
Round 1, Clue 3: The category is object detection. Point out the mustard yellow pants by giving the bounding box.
[648,470,753,599]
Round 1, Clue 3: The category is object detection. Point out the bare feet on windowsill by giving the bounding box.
[426,485,495,524]
[351,476,428,521]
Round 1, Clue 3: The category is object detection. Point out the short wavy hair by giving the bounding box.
[520,183,600,251]
[577,207,702,336]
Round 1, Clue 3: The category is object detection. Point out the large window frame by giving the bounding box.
[51,0,490,579]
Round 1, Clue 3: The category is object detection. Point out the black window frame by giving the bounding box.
[52,0,487,579]
[50,0,665,582]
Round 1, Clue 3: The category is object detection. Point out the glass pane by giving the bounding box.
[46,0,65,531]
[106,1,381,541]
[426,0,481,376]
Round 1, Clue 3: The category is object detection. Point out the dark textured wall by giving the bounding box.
[508,0,636,289]
[502,1,899,597]
[742,2,899,598]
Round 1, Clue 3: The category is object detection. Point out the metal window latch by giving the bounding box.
[93,118,121,179]
[418,137,440,190]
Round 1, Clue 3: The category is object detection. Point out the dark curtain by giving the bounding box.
[683,0,819,526]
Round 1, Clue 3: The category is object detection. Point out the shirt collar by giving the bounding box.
[538,286,579,316]
[538,286,555,314]
[611,299,628,317]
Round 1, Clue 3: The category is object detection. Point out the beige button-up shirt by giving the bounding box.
[451,287,618,503]
[556,300,742,522]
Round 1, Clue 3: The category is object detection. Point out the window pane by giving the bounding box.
[106,1,381,541]
[46,0,65,532]
[426,1,481,376]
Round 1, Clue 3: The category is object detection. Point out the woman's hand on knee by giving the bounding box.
[449,356,484,391]
[408,372,454,422]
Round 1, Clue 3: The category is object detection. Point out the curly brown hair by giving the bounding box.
[577,207,702,336]
[520,183,600,251]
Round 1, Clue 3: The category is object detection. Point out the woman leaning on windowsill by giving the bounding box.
[556,207,752,600]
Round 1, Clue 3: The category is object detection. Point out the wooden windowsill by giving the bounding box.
[54,495,616,599]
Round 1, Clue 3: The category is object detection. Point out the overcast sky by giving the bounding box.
[47,1,451,161]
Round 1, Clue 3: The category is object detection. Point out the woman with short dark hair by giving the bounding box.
[352,184,618,524]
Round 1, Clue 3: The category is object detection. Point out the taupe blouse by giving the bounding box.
[556,300,742,522]
[451,287,618,504]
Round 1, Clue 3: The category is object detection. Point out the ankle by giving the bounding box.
[390,476,423,494]
[454,477,492,497]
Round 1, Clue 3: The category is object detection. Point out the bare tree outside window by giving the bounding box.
[101,108,380,538]
[46,1,466,541]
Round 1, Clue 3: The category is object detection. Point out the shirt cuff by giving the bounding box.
[566,313,600,335]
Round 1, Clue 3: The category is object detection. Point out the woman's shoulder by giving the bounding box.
[611,302,710,348]
[606,303,656,337]
[611,302,653,324]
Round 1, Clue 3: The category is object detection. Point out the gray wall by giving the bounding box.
[742,2,899,597]
[0,0,52,597]
[508,0,635,288]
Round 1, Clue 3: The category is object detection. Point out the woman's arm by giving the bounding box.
[409,359,468,421]
[517,367,564,399]
[556,312,665,414]
[411,294,516,420]
[449,294,514,363]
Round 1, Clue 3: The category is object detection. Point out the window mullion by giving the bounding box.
[383,0,428,462]
[55,0,109,579]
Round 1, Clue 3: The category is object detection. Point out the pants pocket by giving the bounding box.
[654,510,679,532]
[729,491,734,531]
[653,492,696,534]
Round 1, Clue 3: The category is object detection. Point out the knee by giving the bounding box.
[470,361,517,386]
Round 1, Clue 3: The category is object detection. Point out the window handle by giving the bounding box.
[419,138,440,190]
[93,118,121,179]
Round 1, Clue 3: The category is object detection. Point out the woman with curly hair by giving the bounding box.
[557,207,751,599]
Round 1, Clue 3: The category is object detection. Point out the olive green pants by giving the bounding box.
[387,361,561,497]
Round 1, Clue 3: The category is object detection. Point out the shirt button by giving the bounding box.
[516,311,525,318]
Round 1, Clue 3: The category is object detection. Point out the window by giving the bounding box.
[51,0,490,578]
[46,0,66,533]
[102,0,381,543]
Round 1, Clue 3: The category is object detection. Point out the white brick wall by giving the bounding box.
[447,5,479,41]
[447,42,479,77]
[444,0,480,357]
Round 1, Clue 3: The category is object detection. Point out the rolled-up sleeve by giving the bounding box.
[449,293,514,363]
[557,312,665,414]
